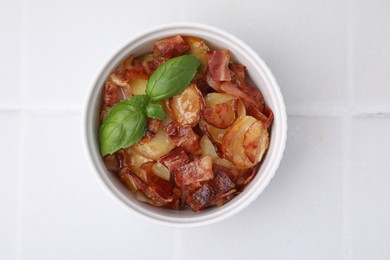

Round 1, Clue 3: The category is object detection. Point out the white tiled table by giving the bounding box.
[1,0,389,259]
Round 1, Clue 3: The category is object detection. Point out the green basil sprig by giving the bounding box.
[146,102,165,120]
[146,55,200,101]
[99,99,147,156]
[99,55,200,156]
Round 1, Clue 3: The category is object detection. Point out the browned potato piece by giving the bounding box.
[123,148,153,181]
[132,127,176,160]
[202,99,238,129]
[199,119,227,145]
[183,36,210,75]
[243,120,269,163]
[222,116,257,169]
[161,100,174,118]
[204,92,246,118]
[152,162,171,181]
[170,84,204,127]
[130,79,147,95]
[200,135,238,170]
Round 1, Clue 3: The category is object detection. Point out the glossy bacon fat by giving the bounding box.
[100,35,273,212]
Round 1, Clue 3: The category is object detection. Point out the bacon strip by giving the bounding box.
[209,170,235,196]
[230,63,246,79]
[154,35,189,59]
[246,105,274,129]
[187,183,215,212]
[235,78,264,109]
[220,81,259,108]
[103,153,120,173]
[173,156,214,186]
[147,118,161,134]
[103,81,122,107]
[143,58,165,75]
[160,148,191,172]
[206,50,231,82]
[141,162,175,202]
[163,122,201,155]
[213,164,239,183]
[236,163,260,190]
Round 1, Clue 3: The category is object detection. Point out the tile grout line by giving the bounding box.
[15,0,29,258]
[342,0,354,259]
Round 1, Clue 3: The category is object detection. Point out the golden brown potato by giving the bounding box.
[200,135,238,170]
[123,148,153,181]
[199,119,227,145]
[221,116,258,169]
[130,79,147,95]
[202,98,238,129]
[170,84,204,127]
[204,92,246,118]
[243,120,269,163]
[132,128,176,160]
[183,36,210,75]
[152,162,171,181]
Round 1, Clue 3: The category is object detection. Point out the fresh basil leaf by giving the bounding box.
[127,94,149,108]
[146,102,165,120]
[99,105,147,156]
[146,55,200,101]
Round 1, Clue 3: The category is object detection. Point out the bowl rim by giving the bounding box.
[82,22,287,228]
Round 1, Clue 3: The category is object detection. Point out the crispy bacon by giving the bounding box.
[230,63,246,79]
[187,183,215,212]
[139,119,161,144]
[236,163,260,190]
[147,118,161,134]
[220,81,259,108]
[179,182,202,208]
[160,148,191,172]
[124,59,149,80]
[143,58,165,75]
[213,164,239,183]
[173,156,214,186]
[103,81,122,106]
[163,122,201,155]
[202,99,238,129]
[192,78,213,96]
[103,153,120,173]
[206,50,231,82]
[246,105,274,129]
[206,71,221,91]
[154,35,189,59]
[141,162,175,201]
[209,170,235,195]
[118,167,147,193]
[210,189,237,207]
[235,78,264,109]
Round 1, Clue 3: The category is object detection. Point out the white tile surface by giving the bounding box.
[351,1,390,113]
[0,112,19,259]
[1,0,390,259]
[24,0,182,110]
[0,0,21,108]
[349,117,390,259]
[183,0,350,115]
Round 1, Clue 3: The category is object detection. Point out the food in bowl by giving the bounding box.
[98,35,273,212]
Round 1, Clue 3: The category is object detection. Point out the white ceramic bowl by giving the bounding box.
[83,23,287,227]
